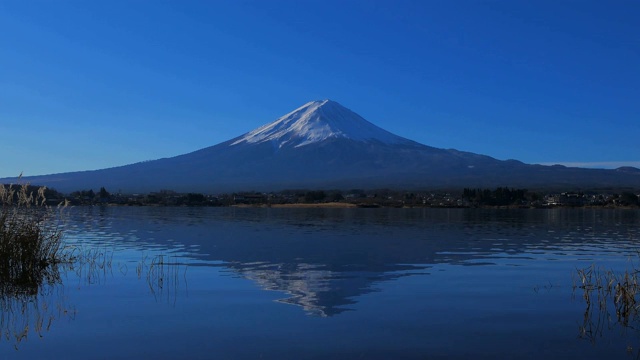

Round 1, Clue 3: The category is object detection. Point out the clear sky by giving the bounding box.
[1,0,639,178]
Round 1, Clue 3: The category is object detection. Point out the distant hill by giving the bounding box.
[2,100,638,193]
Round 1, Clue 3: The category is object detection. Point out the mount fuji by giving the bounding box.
[4,100,639,193]
[230,99,411,148]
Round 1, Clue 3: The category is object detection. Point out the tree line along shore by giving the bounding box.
[10,185,638,209]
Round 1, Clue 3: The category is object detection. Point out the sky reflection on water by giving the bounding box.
[2,207,639,359]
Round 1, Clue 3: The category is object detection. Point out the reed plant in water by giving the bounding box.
[0,182,67,297]
[574,258,640,353]
[1,188,187,347]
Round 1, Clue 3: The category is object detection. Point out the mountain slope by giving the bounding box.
[3,100,638,193]
[231,100,414,148]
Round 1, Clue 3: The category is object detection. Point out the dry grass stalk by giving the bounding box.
[0,181,68,298]
[0,179,72,349]
[574,260,640,350]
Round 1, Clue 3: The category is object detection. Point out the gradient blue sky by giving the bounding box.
[1,0,639,178]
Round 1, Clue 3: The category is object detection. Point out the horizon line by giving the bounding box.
[537,161,640,169]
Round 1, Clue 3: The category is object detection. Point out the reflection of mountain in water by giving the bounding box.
[234,261,428,316]
[65,207,640,317]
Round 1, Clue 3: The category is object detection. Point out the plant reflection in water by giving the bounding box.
[1,249,186,350]
[574,260,640,356]
[0,263,72,349]
[136,253,187,306]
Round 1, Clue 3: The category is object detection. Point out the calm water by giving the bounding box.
[2,207,640,359]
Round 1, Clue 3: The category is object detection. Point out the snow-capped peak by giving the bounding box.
[231,100,409,148]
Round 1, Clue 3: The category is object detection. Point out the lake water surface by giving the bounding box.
[2,207,640,359]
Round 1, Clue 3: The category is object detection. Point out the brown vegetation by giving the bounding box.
[0,183,67,298]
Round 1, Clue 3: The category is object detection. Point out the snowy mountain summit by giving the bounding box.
[231,100,410,148]
[5,99,639,193]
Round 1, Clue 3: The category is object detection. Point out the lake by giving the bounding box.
[2,207,640,359]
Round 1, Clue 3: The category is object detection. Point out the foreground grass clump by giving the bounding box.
[0,183,67,297]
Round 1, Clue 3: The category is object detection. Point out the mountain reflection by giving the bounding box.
[231,261,428,316]
[66,207,640,317]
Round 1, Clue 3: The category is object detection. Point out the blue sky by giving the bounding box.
[1,0,639,178]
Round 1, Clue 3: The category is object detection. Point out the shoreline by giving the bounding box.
[232,202,358,208]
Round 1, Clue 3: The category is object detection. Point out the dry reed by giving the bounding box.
[574,260,640,352]
[0,180,71,349]
[0,181,68,298]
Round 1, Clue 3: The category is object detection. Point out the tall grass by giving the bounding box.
[0,182,67,297]
[0,181,71,348]
[1,188,188,348]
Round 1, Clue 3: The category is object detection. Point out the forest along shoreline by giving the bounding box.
[13,185,639,209]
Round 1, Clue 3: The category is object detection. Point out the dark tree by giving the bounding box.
[304,190,326,203]
[99,187,110,200]
[619,192,639,206]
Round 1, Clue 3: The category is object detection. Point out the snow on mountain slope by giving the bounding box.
[231,100,412,148]
[3,99,638,193]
